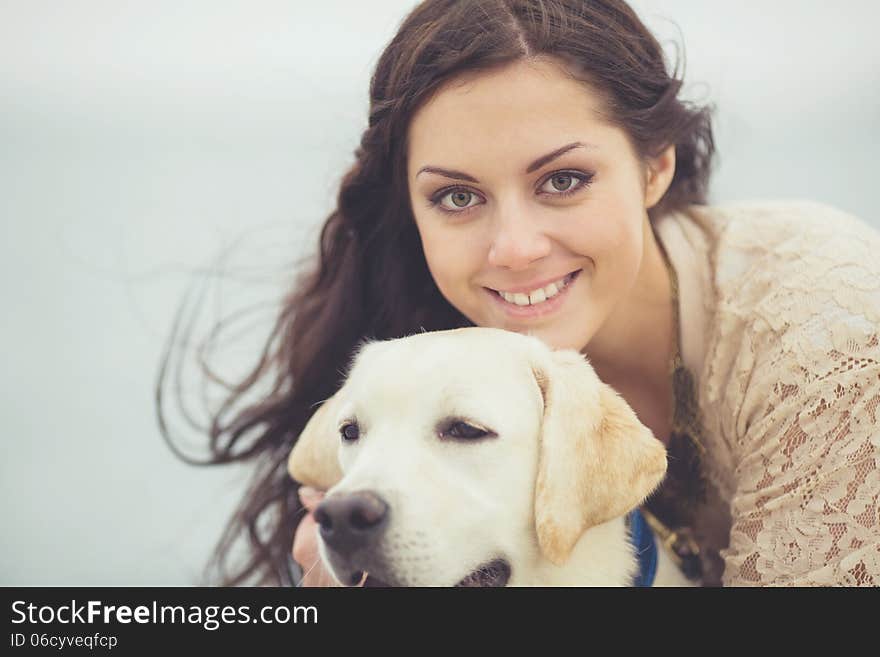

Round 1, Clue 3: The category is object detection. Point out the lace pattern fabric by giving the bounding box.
[656,201,880,586]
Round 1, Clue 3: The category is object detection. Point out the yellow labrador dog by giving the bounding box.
[288,327,692,587]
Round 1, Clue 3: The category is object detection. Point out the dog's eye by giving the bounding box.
[339,422,360,442]
[441,420,493,441]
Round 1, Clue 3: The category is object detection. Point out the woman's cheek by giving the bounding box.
[423,222,478,280]
[422,238,461,296]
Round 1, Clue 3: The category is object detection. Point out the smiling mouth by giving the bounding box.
[489,270,580,307]
[455,559,511,587]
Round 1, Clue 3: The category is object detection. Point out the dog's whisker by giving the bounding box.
[308,395,334,411]
[296,557,324,587]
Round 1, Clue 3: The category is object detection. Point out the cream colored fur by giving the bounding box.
[288,327,692,586]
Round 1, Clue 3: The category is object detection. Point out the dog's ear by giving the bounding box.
[287,391,345,491]
[531,349,667,565]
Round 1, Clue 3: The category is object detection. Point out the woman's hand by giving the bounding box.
[293,486,367,587]
[293,486,338,586]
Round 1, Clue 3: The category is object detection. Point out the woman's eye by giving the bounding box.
[339,422,360,442]
[549,173,575,191]
[539,171,591,195]
[435,189,483,212]
[441,421,493,440]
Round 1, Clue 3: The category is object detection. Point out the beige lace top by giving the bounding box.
[652,201,880,586]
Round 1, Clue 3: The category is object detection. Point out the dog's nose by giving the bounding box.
[313,491,389,555]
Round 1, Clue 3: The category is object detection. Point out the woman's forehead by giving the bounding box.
[413,59,606,128]
[406,60,619,172]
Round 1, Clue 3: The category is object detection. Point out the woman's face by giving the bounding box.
[407,58,665,353]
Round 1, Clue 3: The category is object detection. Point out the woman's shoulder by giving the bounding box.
[683,199,880,330]
[689,199,880,276]
[662,199,880,378]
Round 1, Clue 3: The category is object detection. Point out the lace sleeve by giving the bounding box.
[721,331,880,586]
[688,201,880,586]
[723,348,880,586]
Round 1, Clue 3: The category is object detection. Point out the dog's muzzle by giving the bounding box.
[313,490,389,557]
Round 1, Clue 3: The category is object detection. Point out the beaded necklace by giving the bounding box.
[640,236,708,582]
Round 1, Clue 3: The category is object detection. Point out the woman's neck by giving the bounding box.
[582,217,676,443]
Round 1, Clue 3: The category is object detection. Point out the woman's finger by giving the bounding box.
[298,485,325,511]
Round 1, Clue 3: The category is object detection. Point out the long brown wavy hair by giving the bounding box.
[157,0,714,585]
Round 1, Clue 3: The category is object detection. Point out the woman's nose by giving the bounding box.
[487,208,552,270]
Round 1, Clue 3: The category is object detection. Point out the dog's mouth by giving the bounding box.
[336,560,511,587]
[455,559,511,587]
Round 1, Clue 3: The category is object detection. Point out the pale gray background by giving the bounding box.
[2,0,878,585]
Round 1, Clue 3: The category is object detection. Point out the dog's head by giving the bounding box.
[288,327,667,586]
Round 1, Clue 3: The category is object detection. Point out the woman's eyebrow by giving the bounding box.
[415,141,596,182]
[525,142,595,173]
[415,166,479,182]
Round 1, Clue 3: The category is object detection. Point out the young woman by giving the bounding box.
[160,0,880,586]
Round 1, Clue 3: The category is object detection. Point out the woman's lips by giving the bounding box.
[484,269,581,319]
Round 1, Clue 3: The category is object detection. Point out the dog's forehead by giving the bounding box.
[353,329,540,376]
[344,328,545,405]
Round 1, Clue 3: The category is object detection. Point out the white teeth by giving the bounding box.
[496,273,574,307]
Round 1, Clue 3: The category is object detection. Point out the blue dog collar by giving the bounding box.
[627,509,658,587]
